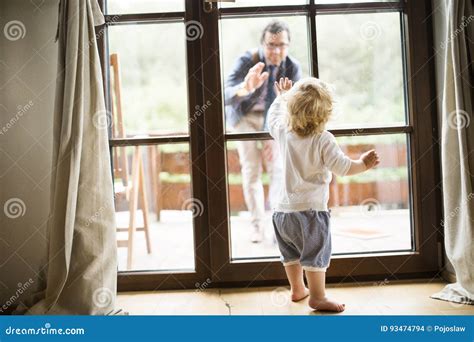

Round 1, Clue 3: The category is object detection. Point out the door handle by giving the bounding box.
[203,0,235,13]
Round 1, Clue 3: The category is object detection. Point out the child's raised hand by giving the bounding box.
[275,77,293,96]
[361,149,380,170]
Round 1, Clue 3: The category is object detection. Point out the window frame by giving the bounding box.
[98,0,442,291]
[202,0,442,285]
[99,0,212,291]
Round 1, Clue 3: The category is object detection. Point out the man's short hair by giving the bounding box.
[260,20,291,44]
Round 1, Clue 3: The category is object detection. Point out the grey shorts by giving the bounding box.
[272,209,331,272]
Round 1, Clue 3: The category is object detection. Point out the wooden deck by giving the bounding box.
[116,208,411,271]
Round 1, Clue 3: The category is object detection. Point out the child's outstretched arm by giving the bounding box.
[321,132,379,177]
[346,149,380,175]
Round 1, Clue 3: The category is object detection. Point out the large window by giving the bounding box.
[104,0,206,276]
[108,23,189,136]
[101,0,441,290]
[219,5,412,261]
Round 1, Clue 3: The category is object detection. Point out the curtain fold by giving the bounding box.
[14,0,117,314]
[431,0,474,305]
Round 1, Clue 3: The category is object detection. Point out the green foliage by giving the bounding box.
[108,6,409,188]
[109,12,406,135]
[109,23,188,135]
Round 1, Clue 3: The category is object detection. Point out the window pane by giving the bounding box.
[108,23,189,136]
[221,0,307,8]
[317,13,406,128]
[226,140,280,260]
[220,16,310,133]
[107,0,184,14]
[113,144,195,271]
[332,134,412,254]
[227,133,412,260]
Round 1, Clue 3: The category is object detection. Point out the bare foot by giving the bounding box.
[308,297,345,312]
[291,288,309,302]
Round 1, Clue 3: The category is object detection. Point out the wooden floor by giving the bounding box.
[117,279,474,315]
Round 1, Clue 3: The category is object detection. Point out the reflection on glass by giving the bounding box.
[221,0,307,8]
[113,144,195,271]
[317,12,405,128]
[331,134,411,254]
[107,0,184,14]
[220,16,310,133]
[227,134,412,260]
[227,140,280,259]
[108,23,188,136]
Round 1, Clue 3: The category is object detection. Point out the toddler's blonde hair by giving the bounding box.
[284,77,333,138]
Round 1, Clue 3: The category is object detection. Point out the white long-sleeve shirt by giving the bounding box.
[268,95,352,212]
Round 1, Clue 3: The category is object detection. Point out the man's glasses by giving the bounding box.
[264,42,289,51]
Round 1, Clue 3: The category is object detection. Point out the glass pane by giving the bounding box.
[220,16,310,133]
[227,134,412,260]
[107,0,184,14]
[108,23,189,136]
[332,134,411,254]
[317,13,406,128]
[227,140,280,259]
[221,0,308,8]
[113,144,195,271]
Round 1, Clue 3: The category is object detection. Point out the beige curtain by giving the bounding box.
[431,0,474,305]
[15,0,117,314]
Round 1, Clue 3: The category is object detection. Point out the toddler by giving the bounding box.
[268,77,380,312]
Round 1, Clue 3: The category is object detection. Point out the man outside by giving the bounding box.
[224,20,302,243]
